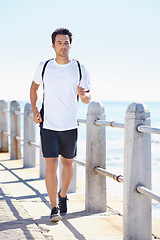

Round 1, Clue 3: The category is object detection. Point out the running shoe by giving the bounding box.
[58,191,68,215]
[50,207,62,222]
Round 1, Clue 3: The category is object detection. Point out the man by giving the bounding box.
[30,28,91,222]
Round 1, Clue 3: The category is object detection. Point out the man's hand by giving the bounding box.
[77,85,91,104]
[77,85,86,98]
[33,108,42,124]
[30,81,42,124]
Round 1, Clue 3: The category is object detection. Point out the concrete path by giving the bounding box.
[0,153,159,240]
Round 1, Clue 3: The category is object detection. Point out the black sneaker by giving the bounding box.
[58,191,68,216]
[50,207,62,222]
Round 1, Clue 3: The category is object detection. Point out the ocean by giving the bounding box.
[6,100,160,219]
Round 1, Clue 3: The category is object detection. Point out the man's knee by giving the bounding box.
[61,157,74,168]
[45,157,58,171]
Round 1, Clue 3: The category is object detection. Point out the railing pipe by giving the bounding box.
[15,136,24,142]
[94,166,123,183]
[28,141,40,148]
[77,119,86,124]
[123,102,152,240]
[23,103,36,167]
[85,101,106,212]
[10,101,21,159]
[137,185,160,203]
[74,159,86,167]
[137,125,160,135]
[0,100,9,152]
[94,119,124,128]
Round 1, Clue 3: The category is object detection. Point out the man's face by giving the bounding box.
[52,34,71,58]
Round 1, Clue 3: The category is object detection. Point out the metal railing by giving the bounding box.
[137,185,160,202]
[1,101,160,202]
[94,166,123,183]
[0,99,160,239]
[95,119,124,128]
[93,120,160,203]
[77,119,160,204]
[137,124,160,134]
[28,141,40,148]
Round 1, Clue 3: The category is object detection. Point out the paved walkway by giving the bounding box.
[0,153,159,240]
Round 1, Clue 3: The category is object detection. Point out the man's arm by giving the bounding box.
[77,85,91,104]
[30,81,42,124]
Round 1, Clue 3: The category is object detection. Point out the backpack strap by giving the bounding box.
[75,60,82,101]
[40,59,82,126]
[76,60,82,85]
[40,59,53,127]
[42,59,53,81]
[41,59,82,103]
[41,58,54,103]
[42,59,82,82]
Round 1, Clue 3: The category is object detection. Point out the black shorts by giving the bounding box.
[40,127,77,159]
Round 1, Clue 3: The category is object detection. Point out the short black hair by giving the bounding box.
[51,28,73,45]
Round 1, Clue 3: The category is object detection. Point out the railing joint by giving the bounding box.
[136,124,143,133]
[94,165,100,175]
[94,118,100,126]
[116,175,123,183]
[110,121,115,127]
[136,184,144,193]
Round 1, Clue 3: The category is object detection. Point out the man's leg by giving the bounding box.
[45,157,58,209]
[60,156,74,197]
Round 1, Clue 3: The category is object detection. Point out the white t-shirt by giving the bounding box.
[33,59,91,131]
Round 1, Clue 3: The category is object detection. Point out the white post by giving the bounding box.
[85,101,106,212]
[0,100,8,152]
[123,102,152,240]
[23,103,36,167]
[59,158,76,193]
[40,143,46,178]
[10,101,21,159]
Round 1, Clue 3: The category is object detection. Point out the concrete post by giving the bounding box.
[59,158,77,193]
[23,103,36,167]
[123,102,152,240]
[40,143,46,178]
[10,101,21,159]
[0,100,8,152]
[85,101,106,212]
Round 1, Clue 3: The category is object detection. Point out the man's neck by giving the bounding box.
[55,56,71,65]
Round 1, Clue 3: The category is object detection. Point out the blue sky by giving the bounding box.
[0,0,160,101]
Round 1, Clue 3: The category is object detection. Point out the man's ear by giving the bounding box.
[52,43,55,49]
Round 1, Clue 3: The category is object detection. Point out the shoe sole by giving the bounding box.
[50,215,62,222]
